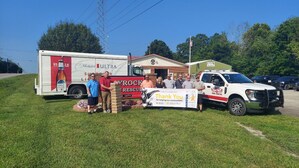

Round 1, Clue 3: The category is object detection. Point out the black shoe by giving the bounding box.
[88,112,92,115]
[200,110,203,112]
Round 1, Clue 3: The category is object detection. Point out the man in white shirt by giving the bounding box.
[194,75,205,112]
[163,74,175,89]
[182,76,194,89]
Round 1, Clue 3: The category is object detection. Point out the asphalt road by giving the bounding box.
[278,90,299,117]
[0,73,22,80]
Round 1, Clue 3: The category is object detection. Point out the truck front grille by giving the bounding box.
[255,90,278,101]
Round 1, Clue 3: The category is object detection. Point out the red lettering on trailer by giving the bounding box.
[99,76,144,99]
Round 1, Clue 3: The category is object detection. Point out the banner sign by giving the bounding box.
[141,88,198,108]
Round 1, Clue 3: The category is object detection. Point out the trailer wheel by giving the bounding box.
[69,85,86,99]
[228,98,246,116]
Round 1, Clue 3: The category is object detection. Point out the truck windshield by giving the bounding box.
[222,73,253,83]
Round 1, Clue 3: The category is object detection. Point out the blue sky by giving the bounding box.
[0,0,298,73]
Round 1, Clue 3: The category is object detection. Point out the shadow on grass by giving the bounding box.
[204,103,282,116]
[247,109,282,116]
[43,95,73,103]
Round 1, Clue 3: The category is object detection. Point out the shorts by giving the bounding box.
[88,97,98,106]
[198,94,203,104]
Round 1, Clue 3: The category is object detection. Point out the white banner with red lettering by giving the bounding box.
[141,88,198,109]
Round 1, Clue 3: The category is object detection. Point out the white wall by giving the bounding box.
[132,56,183,67]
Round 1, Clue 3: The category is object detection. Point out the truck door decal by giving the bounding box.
[50,56,72,91]
[203,95,228,102]
[211,87,223,95]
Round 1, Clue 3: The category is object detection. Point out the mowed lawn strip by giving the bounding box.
[0,75,298,167]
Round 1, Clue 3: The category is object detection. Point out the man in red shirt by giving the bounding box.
[100,71,113,113]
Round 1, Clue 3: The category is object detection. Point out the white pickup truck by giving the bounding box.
[199,71,284,115]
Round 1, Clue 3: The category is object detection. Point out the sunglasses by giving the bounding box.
[91,76,95,77]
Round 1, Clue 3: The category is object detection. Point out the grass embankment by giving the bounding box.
[0,75,298,167]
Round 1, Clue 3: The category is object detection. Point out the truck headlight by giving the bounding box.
[245,89,257,101]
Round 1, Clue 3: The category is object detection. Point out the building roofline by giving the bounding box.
[132,54,187,67]
[185,59,231,66]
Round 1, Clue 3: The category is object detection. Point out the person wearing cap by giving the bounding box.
[175,74,184,89]
[194,75,205,112]
[182,76,194,89]
[140,74,154,89]
[163,74,175,89]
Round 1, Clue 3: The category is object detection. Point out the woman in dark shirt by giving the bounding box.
[156,76,166,88]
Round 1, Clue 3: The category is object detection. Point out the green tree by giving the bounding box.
[38,22,103,53]
[0,58,23,73]
[145,39,173,59]
[206,33,232,64]
[175,33,234,64]
[174,40,190,63]
[175,34,209,63]
[234,23,275,76]
[272,17,299,75]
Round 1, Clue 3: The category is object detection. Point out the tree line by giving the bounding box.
[0,58,23,73]
[146,17,299,76]
[38,17,298,77]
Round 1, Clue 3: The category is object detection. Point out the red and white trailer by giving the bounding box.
[34,50,143,98]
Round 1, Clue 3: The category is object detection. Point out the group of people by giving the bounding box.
[86,72,205,114]
[140,74,205,112]
[86,71,112,115]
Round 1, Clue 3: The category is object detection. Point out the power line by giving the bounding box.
[106,0,121,14]
[75,0,96,22]
[82,8,98,25]
[108,0,164,33]
[0,48,36,53]
[109,0,139,21]
[108,0,147,27]
[89,0,141,27]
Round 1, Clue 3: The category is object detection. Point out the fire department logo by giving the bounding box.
[151,59,156,65]
[211,87,223,95]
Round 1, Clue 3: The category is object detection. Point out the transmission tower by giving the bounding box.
[97,0,108,53]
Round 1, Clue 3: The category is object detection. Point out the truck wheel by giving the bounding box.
[228,98,246,116]
[68,85,86,99]
[284,84,290,90]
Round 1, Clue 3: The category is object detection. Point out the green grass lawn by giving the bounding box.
[0,74,299,167]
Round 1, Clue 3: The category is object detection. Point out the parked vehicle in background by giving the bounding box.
[268,75,280,84]
[291,81,299,91]
[199,71,284,116]
[252,75,280,85]
[271,76,299,90]
[252,75,270,84]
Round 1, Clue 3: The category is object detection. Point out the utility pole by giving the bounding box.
[7,58,9,73]
[188,36,192,75]
[97,0,108,53]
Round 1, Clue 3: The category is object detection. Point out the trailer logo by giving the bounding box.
[96,64,117,69]
[83,64,95,68]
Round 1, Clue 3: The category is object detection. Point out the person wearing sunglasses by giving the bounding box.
[140,74,154,89]
[86,73,100,114]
